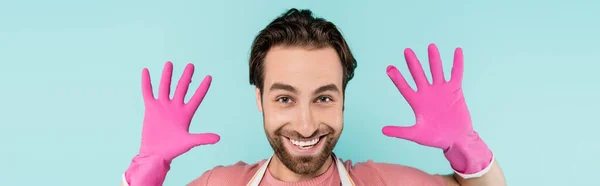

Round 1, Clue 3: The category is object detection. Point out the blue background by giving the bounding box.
[1,0,598,185]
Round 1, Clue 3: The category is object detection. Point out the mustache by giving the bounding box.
[274,125,334,139]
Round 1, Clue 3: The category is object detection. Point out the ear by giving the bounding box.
[255,87,263,112]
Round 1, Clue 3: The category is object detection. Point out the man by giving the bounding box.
[121,8,506,186]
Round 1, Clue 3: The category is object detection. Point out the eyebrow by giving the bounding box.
[268,83,339,95]
[313,84,339,95]
[269,83,297,93]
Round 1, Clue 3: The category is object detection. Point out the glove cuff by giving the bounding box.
[443,131,494,179]
[124,154,171,186]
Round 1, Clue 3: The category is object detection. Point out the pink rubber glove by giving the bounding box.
[124,62,220,186]
[382,44,493,178]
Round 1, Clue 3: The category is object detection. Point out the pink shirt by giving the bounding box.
[188,158,446,186]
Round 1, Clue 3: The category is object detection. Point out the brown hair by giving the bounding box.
[248,8,357,93]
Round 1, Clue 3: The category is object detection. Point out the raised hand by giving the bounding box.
[125,61,220,186]
[382,44,493,178]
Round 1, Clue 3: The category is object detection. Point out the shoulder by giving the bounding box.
[340,159,446,186]
[187,159,267,186]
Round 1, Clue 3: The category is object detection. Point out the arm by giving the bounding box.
[439,131,506,186]
[442,159,506,186]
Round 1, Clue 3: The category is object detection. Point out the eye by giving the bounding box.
[316,96,332,103]
[277,97,293,104]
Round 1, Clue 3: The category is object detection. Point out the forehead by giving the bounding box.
[263,46,343,91]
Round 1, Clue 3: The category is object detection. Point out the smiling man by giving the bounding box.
[121,8,506,186]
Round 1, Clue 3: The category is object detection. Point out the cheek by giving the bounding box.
[315,107,344,129]
[262,104,295,131]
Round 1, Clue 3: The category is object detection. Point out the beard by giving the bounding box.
[265,124,340,175]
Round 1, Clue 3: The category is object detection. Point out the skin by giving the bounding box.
[256,45,344,182]
[254,45,507,186]
[443,162,507,186]
[120,45,507,186]
[121,46,506,186]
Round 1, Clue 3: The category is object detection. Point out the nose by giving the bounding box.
[293,103,318,137]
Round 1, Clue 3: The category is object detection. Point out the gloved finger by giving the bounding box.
[404,48,430,90]
[450,47,464,84]
[174,63,195,104]
[159,61,174,100]
[188,75,212,112]
[188,133,221,146]
[427,43,445,84]
[386,65,415,99]
[141,68,155,101]
[382,125,422,143]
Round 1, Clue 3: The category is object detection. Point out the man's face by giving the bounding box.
[256,45,344,175]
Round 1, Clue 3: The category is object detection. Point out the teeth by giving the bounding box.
[290,138,319,147]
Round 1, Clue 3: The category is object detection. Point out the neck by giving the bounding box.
[267,155,333,182]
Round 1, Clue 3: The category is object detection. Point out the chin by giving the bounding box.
[269,134,339,175]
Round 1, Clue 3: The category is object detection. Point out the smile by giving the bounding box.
[290,137,320,149]
[283,135,327,155]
